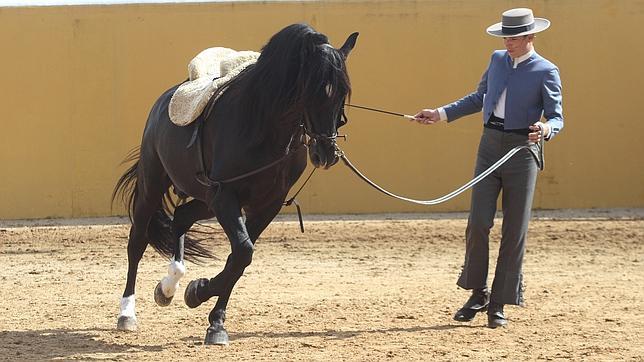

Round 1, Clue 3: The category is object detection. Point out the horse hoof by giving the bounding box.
[184,278,209,308]
[117,316,137,331]
[154,281,174,306]
[204,326,229,346]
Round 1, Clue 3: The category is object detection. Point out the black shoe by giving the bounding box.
[453,288,490,322]
[487,301,508,328]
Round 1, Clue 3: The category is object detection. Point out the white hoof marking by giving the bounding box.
[117,295,137,331]
[160,261,186,298]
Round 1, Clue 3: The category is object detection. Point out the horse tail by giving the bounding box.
[112,147,215,263]
[111,147,140,221]
[147,207,215,264]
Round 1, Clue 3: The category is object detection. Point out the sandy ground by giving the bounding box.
[0,210,642,361]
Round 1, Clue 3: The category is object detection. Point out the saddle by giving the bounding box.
[168,47,260,126]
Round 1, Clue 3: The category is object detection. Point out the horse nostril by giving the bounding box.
[330,154,340,167]
[310,152,321,167]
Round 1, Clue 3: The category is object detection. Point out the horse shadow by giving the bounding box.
[182,324,479,344]
[0,328,163,360]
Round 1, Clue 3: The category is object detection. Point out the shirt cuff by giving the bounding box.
[545,124,559,141]
[437,107,447,121]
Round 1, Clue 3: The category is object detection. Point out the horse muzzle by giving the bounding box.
[308,138,340,169]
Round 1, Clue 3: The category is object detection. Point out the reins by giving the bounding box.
[191,100,318,232]
[193,97,306,189]
[194,137,301,188]
[283,168,316,233]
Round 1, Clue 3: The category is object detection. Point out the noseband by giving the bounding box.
[301,108,347,146]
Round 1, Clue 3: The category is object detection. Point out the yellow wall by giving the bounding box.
[1,0,643,219]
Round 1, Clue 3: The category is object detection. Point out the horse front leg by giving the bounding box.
[154,200,213,306]
[210,202,285,345]
[182,187,253,345]
[184,191,283,345]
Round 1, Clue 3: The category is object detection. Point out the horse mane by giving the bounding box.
[214,23,352,148]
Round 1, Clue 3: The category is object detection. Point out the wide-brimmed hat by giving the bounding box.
[486,8,550,37]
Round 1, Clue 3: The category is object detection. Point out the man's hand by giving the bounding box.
[412,109,442,125]
[529,121,550,142]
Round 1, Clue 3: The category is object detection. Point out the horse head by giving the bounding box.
[225,24,358,169]
[294,28,359,169]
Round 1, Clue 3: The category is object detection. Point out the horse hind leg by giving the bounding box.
[154,199,214,307]
[117,194,162,331]
[117,229,145,331]
[117,161,170,331]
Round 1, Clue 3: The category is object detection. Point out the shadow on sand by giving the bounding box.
[0,328,163,360]
[181,323,480,345]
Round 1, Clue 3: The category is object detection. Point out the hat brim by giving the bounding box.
[486,18,550,37]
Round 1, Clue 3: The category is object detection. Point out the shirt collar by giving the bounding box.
[512,49,535,69]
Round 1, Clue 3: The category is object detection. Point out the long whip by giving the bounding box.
[345,104,416,120]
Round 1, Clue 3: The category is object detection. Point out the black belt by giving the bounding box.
[485,114,530,136]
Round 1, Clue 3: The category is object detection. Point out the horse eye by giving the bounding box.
[337,112,348,128]
[325,84,333,97]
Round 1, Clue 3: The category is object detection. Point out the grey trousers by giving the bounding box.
[456,127,539,306]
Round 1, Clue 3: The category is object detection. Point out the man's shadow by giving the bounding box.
[0,328,163,360]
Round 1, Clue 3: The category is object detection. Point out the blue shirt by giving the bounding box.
[441,50,563,139]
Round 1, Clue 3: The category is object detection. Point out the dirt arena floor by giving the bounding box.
[1,210,642,361]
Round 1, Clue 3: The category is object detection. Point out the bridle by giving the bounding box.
[301,106,347,146]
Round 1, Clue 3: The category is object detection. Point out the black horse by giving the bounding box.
[112,24,358,345]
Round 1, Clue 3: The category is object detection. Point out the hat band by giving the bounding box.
[501,22,535,35]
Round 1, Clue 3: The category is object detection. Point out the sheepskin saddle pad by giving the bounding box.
[169,47,260,126]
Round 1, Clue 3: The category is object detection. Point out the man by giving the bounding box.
[413,8,563,328]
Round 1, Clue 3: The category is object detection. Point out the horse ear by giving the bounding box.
[338,32,359,57]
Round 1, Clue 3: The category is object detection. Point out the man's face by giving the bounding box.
[503,35,532,58]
